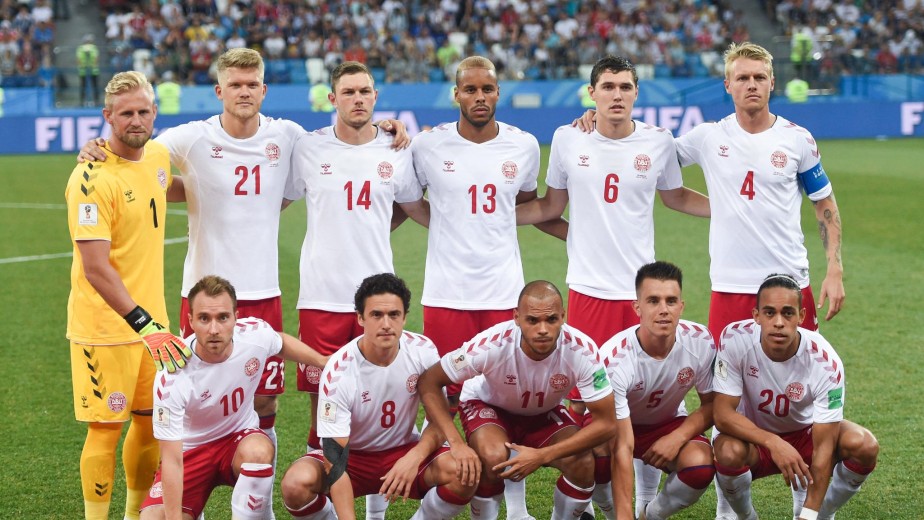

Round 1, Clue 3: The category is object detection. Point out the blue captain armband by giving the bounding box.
[797,162,830,196]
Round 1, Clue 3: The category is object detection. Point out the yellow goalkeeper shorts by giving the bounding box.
[70,340,155,423]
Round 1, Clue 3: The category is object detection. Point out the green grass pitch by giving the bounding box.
[1,137,922,518]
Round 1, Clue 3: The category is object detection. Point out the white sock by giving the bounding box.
[412,486,468,519]
[715,470,757,520]
[634,459,660,517]
[714,474,735,519]
[551,476,594,520]
[819,461,872,518]
[592,482,615,519]
[231,463,274,520]
[470,494,501,519]
[504,477,532,519]
[260,426,278,520]
[646,472,707,520]
[792,484,807,519]
[286,494,336,520]
[365,493,388,519]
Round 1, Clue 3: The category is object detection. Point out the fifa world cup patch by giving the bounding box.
[592,369,609,390]
[715,359,728,380]
[154,406,170,427]
[319,400,338,423]
[827,387,844,409]
[78,203,98,225]
[450,351,470,372]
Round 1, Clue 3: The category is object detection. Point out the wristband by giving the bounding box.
[799,508,818,520]
[123,306,153,333]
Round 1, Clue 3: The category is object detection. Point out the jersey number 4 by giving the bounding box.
[740,171,756,200]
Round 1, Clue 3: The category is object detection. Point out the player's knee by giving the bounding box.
[677,464,716,490]
[281,460,323,506]
[558,450,595,487]
[841,426,879,465]
[712,435,748,468]
[678,440,715,468]
[476,443,510,477]
[238,434,275,465]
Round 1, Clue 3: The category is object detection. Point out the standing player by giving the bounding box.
[418,281,618,520]
[411,55,557,518]
[66,70,190,520]
[140,275,328,520]
[518,56,710,517]
[674,42,844,340]
[712,274,878,520]
[600,262,716,520]
[280,274,476,520]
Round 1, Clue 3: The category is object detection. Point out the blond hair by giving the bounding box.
[724,42,774,79]
[455,56,497,85]
[104,71,154,110]
[216,48,265,83]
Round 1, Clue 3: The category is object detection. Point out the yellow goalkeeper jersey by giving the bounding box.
[66,140,172,344]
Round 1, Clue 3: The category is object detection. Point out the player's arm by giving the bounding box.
[397,196,430,229]
[166,175,186,202]
[572,109,597,133]
[391,201,410,230]
[800,421,840,517]
[516,188,569,240]
[278,332,328,369]
[714,392,812,490]
[610,417,636,520]
[77,137,109,162]
[657,186,710,218]
[644,390,715,470]
[379,419,445,501]
[159,439,184,520]
[322,436,355,520]
[373,119,409,150]
[417,363,480,486]
[812,194,844,321]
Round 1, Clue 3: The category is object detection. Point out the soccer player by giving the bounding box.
[518,55,710,517]
[65,70,190,520]
[417,281,618,520]
[280,273,476,520]
[600,261,716,520]
[673,42,845,340]
[139,275,328,520]
[712,274,878,520]
[410,55,558,519]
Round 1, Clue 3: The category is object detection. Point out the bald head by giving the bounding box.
[517,280,562,308]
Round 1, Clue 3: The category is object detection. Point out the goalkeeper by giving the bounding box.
[65,71,190,520]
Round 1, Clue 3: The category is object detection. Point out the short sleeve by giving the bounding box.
[152,373,188,441]
[519,134,540,192]
[544,127,568,190]
[439,347,483,385]
[655,135,684,191]
[317,367,354,439]
[712,339,744,397]
[67,166,115,242]
[608,363,633,420]
[674,123,708,168]
[411,138,430,189]
[393,149,423,204]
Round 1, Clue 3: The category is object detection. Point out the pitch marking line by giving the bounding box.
[0,237,189,265]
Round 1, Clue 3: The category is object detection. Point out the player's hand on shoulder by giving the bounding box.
[378,119,410,150]
[572,109,596,133]
[77,137,108,163]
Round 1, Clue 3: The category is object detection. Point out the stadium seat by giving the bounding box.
[429,67,445,83]
[288,59,308,84]
[654,64,672,78]
[371,67,386,83]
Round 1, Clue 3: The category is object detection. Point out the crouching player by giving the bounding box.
[713,274,879,520]
[280,274,476,519]
[599,262,717,520]
[140,275,329,519]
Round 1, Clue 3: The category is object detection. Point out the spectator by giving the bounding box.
[76,34,99,106]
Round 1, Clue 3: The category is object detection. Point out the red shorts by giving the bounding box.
[566,291,639,401]
[632,416,710,460]
[296,309,364,392]
[181,296,285,396]
[423,306,514,397]
[141,429,267,518]
[746,426,814,480]
[459,400,577,448]
[302,443,450,498]
[708,287,817,342]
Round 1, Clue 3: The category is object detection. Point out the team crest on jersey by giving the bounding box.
[578,154,590,167]
[306,365,322,384]
[443,160,455,173]
[786,382,805,401]
[549,373,570,391]
[718,145,729,158]
[504,374,518,385]
[501,160,518,181]
[771,151,788,169]
[634,154,651,172]
[211,146,223,158]
[149,482,163,498]
[244,357,260,377]
[406,374,419,393]
[378,161,394,180]
[107,392,127,413]
[676,367,694,387]
[320,163,332,175]
[157,168,168,189]
[265,143,280,162]
[748,365,760,378]
[478,408,497,419]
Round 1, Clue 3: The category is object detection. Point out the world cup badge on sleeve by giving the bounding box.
[157,168,167,189]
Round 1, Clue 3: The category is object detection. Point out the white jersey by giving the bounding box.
[443,321,612,414]
[546,123,683,299]
[285,127,421,312]
[152,318,281,450]
[157,114,303,300]
[412,122,540,310]
[601,320,715,425]
[316,331,439,451]
[675,115,832,293]
[713,320,845,434]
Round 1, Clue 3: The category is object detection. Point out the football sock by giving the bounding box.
[259,415,278,520]
[792,484,807,519]
[231,463,274,520]
[819,459,875,519]
[81,422,122,520]
[285,494,334,519]
[470,482,503,520]
[504,451,531,520]
[411,485,469,519]
[123,413,158,520]
[592,456,614,519]
[715,463,758,520]
[645,465,714,519]
[714,474,736,519]
[551,475,594,520]
[634,458,661,518]
[365,493,388,519]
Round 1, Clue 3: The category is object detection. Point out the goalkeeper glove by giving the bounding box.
[124,306,192,373]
